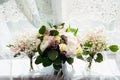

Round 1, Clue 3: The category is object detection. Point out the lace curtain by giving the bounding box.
[62,0,120,30]
[0,0,120,62]
[0,0,60,58]
[1,0,120,29]
[0,0,120,79]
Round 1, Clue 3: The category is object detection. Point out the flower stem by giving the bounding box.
[88,60,92,70]
[29,57,34,71]
[87,53,95,71]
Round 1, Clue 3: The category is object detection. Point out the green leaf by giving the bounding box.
[74,28,78,36]
[14,53,20,57]
[86,56,92,62]
[95,53,103,63]
[65,25,78,36]
[57,25,64,29]
[53,57,62,65]
[50,30,59,36]
[66,25,71,32]
[47,22,53,28]
[35,56,42,64]
[42,57,52,67]
[84,41,93,47]
[55,23,65,29]
[109,45,119,52]
[67,57,74,65]
[39,36,44,41]
[53,64,62,70]
[83,50,89,55]
[77,55,84,60]
[7,44,14,48]
[60,23,65,27]
[37,44,42,55]
[48,50,58,61]
[53,25,57,29]
[70,28,76,32]
[39,25,46,34]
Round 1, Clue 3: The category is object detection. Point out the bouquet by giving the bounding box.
[35,23,80,76]
[77,30,119,70]
[8,29,39,71]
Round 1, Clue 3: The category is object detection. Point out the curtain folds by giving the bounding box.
[0,0,120,80]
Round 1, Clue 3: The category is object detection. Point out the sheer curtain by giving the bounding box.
[0,0,60,57]
[15,0,62,27]
[62,0,120,30]
[0,0,120,57]
[0,0,120,79]
[0,0,61,80]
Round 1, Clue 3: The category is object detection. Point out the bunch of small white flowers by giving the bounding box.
[85,32,107,54]
[9,31,39,57]
[77,31,119,70]
[8,29,40,71]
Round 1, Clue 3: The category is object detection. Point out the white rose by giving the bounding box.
[40,36,54,52]
[64,33,78,57]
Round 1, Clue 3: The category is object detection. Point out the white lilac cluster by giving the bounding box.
[9,29,40,56]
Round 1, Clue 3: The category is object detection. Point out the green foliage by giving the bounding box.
[70,28,76,32]
[67,57,74,64]
[84,41,93,47]
[39,25,46,34]
[60,23,65,27]
[53,57,62,65]
[53,64,62,70]
[39,36,44,41]
[7,44,14,48]
[77,55,84,60]
[66,25,71,32]
[37,44,42,55]
[42,57,52,67]
[48,50,58,61]
[74,28,78,36]
[95,53,103,63]
[14,53,20,57]
[109,45,119,52]
[66,25,78,36]
[35,56,42,64]
[50,30,59,36]
[47,22,53,28]
[83,50,89,55]
[55,23,64,29]
[86,56,92,62]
